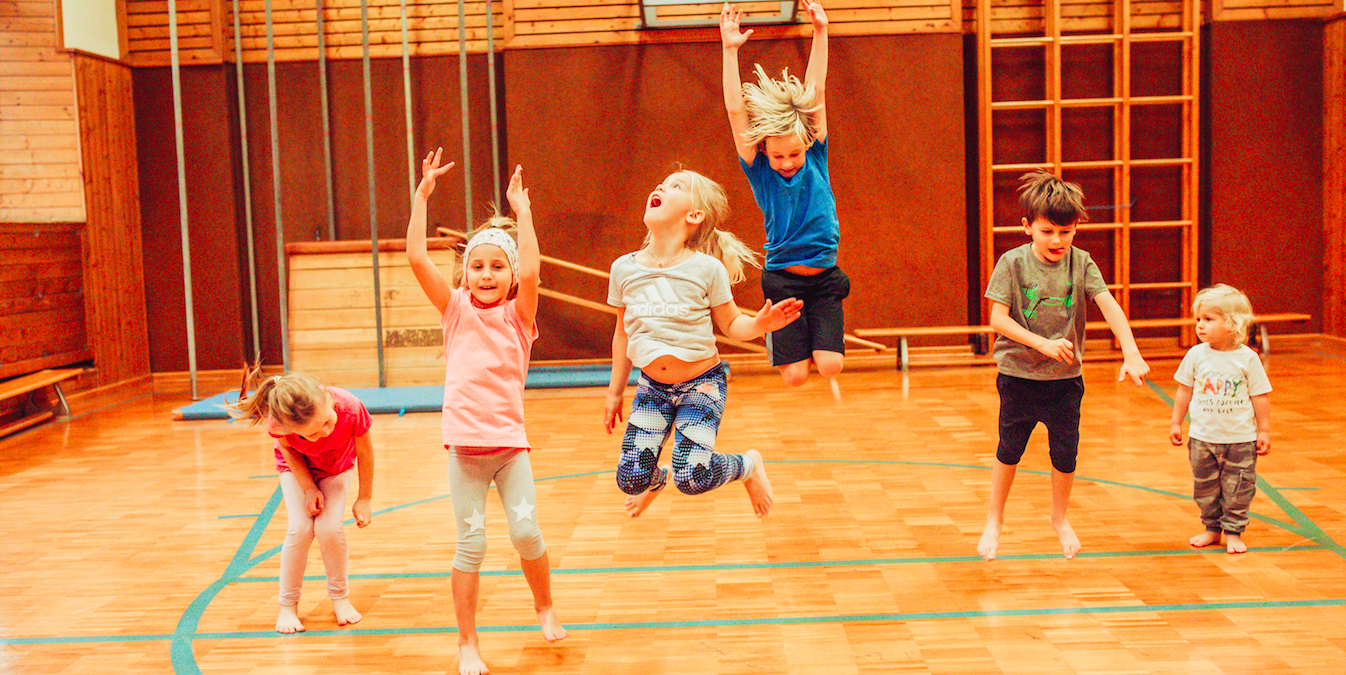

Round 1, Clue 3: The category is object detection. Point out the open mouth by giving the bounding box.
[649,194,662,208]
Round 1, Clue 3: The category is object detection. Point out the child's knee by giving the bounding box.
[672,467,714,496]
[616,452,663,494]
[313,518,345,543]
[779,364,810,387]
[995,443,1027,467]
[453,533,487,573]
[814,353,843,378]
[1048,446,1078,474]
[509,523,545,560]
[286,519,315,541]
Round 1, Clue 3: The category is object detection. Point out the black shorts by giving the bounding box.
[996,373,1084,474]
[760,266,850,367]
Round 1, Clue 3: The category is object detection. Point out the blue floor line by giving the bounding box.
[9,598,1345,646]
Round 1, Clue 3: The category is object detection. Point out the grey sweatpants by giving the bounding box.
[1189,438,1258,535]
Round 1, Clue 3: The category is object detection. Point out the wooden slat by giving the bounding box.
[0,368,83,400]
[73,54,150,388]
[1326,16,1345,338]
[0,410,54,437]
[0,0,82,223]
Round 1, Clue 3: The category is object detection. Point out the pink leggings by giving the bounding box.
[278,469,352,607]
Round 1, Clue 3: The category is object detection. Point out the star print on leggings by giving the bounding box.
[464,509,486,533]
[511,499,535,522]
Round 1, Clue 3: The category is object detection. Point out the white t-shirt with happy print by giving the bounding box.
[1174,343,1272,443]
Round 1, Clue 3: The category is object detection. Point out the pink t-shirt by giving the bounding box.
[271,387,372,480]
[441,288,537,450]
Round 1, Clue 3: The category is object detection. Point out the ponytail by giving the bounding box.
[224,362,328,428]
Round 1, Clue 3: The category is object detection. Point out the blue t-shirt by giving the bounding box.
[739,137,840,270]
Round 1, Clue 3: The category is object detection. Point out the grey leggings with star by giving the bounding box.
[448,447,546,573]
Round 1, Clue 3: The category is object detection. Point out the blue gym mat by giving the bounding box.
[174,364,642,421]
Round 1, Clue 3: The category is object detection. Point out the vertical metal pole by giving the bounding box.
[401,0,416,202]
[266,0,289,371]
[232,0,260,360]
[485,0,500,205]
[362,0,387,387]
[318,0,336,241]
[457,0,473,230]
[168,0,198,399]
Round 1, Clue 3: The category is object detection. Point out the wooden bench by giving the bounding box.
[856,313,1312,371]
[0,368,83,438]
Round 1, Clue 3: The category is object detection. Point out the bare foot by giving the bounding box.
[743,449,773,517]
[332,597,362,626]
[276,604,305,633]
[458,641,489,675]
[537,607,567,642]
[1050,516,1081,559]
[1189,530,1222,548]
[977,519,1002,561]
[1225,533,1248,554]
[624,465,669,518]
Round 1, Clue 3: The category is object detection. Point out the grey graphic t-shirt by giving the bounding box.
[984,244,1110,380]
[607,251,734,368]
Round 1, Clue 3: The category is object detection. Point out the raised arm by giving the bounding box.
[506,165,540,330]
[604,308,633,434]
[408,147,456,315]
[801,0,828,141]
[1093,290,1149,385]
[710,297,803,342]
[720,3,758,165]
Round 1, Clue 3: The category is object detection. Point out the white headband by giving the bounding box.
[462,228,519,282]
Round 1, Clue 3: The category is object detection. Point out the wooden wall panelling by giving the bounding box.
[0,0,85,223]
[1326,14,1344,337]
[287,243,457,387]
[1208,0,1336,23]
[73,53,151,387]
[0,223,91,380]
[125,0,228,66]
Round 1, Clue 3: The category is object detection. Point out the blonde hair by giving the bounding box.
[644,169,761,284]
[224,362,329,428]
[741,64,822,148]
[1018,170,1088,226]
[455,206,520,296]
[1193,283,1254,346]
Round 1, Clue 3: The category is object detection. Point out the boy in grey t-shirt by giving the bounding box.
[977,171,1150,563]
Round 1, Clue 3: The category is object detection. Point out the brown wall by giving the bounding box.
[504,34,969,358]
[1206,20,1324,332]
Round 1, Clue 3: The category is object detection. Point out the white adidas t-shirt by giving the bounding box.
[607,251,734,368]
[1174,343,1272,443]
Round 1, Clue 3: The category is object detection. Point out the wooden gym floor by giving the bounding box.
[2,338,1344,674]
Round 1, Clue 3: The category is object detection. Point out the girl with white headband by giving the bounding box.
[407,148,565,675]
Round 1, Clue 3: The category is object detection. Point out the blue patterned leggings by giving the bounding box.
[616,363,748,496]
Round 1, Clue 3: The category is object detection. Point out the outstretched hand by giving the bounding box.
[416,147,455,200]
[755,297,803,333]
[720,3,753,49]
[1117,354,1149,386]
[800,0,827,28]
[505,164,530,214]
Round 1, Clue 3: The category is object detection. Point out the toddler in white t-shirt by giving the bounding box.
[1169,284,1272,554]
